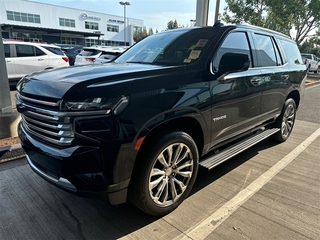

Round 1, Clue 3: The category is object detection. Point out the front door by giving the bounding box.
[208,31,263,147]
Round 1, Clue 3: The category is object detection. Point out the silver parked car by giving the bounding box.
[74,46,126,65]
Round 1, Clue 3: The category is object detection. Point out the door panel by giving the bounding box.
[259,66,290,121]
[14,44,49,78]
[253,34,291,122]
[209,31,263,147]
[210,69,262,145]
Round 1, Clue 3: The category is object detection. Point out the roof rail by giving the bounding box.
[214,20,224,27]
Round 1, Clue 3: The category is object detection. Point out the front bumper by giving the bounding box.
[19,122,128,204]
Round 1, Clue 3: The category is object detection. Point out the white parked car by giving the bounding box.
[74,45,126,65]
[301,53,319,73]
[4,41,69,87]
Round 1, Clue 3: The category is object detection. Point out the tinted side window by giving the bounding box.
[4,44,11,57]
[16,45,35,57]
[79,49,101,56]
[214,32,252,68]
[35,47,45,56]
[254,34,278,67]
[279,39,303,65]
[301,54,311,59]
[74,49,82,54]
[42,46,64,56]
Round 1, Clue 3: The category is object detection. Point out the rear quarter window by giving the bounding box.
[279,39,303,65]
[254,34,281,67]
[42,46,65,56]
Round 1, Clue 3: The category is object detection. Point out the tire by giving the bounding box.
[129,131,199,216]
[271,98,296,142]
[314,67,319,74]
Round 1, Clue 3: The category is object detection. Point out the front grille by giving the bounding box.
[16,93,74,146]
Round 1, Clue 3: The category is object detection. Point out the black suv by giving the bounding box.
[16,23,306,216]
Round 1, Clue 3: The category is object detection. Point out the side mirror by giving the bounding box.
[218,52,250,74]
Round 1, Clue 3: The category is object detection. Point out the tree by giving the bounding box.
[148,28,154,35]
[133,27,157,43]
[300,31,320,55]
[222,0,320,46]
[133,26,148,43]
[166,19,179,30]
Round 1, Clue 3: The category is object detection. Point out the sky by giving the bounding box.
[28,0,227,31]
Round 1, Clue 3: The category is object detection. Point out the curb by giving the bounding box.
[0,143,25,163]
[306,80,320,87]
[1,80,319,164]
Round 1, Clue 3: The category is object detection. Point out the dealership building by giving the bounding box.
[0,0,144,46]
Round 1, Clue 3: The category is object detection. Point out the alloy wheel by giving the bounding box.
[148,142,194,206]
[281,102,295,138]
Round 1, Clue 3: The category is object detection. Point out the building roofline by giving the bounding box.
[0,24,104,38]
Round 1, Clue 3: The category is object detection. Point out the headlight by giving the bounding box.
[60,96,129,114]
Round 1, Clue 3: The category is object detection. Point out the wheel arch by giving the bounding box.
[141,117,204,156]
[129,116,205,180]
[286,89,300,109]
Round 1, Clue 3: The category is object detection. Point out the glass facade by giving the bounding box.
[11,32,42,42]
[107,25,119,32]
[59,18,76,28]
[85,21,99,30]
[3,2,143,47]
[133,26,142,34]
[6,11,41,24]
[61,37,77,44]
[85,39,100,47]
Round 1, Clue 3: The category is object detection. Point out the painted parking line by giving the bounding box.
[175,127,320,240]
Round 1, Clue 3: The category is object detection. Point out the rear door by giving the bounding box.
[252,33,290,122]
[14,44,49,78]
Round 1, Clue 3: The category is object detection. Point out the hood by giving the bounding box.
[28,63,170,83]
[17,63,180,99]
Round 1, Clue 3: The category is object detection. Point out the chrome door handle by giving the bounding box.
[250,78,261,86]
[281,74,289,80]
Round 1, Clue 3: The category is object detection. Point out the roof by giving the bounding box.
[0,24,104,38]
[4,40,63,48]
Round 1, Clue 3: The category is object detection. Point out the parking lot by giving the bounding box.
[0,84,319,239]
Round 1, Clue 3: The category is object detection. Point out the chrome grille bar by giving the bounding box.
[16,92,109,146]
[17,94,60,107]
[21,121,73,145]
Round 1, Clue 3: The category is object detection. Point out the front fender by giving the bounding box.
[112,107,210,185]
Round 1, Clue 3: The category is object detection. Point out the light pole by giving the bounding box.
[119,1,130,46]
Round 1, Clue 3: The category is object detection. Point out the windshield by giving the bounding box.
[115,28,216,65]
[79,49,101,56]
[42,46,65,56]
